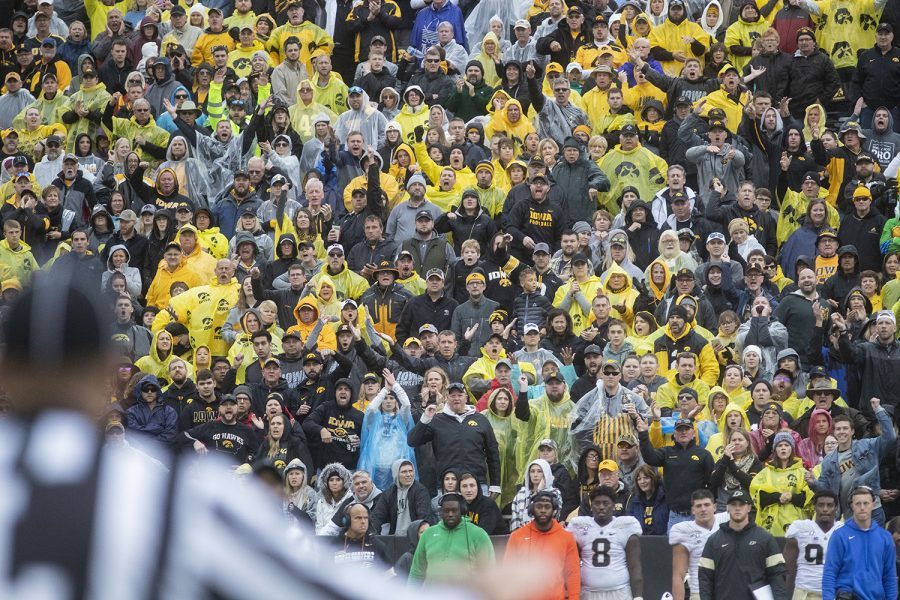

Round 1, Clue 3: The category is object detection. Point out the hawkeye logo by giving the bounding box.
[691,455,699,461]
[467,420,479,426]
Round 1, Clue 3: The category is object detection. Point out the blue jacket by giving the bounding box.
[409,3,467,55]
[211,189,261,239]
[822,517,898,600]
[125,375,178,444]
[815,407,896,497]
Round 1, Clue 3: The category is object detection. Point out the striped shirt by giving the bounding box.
[0,410,447,600]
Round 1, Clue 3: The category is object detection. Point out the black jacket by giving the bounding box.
[836,333,900,415]
[407,409,501,489]
[699,521,789,600]
[369,481,436,534]
[839,210,888,273]
[638,432,714,513]
[303,399,364,470]
[854,45,900,109]
[782,49,841,119]
[435,203,498,256]
[505,196,566,260]
[395,292,458,343]
[536,19,591,66]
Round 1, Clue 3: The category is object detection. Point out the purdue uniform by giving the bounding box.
[785,519,843,598]
[567,515,642,597]
[669,513,730,600]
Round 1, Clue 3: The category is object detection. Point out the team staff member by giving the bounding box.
[823,486,898,600]
[505,491,581,600]
[699,489,788,600]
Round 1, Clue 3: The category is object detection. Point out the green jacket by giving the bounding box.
[445,79,494,123]
[409,519,495,584]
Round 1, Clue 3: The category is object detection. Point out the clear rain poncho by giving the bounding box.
[334,89,388,149]
[465,4,531,54]
[159,135,212,209]
[357,381,417,492]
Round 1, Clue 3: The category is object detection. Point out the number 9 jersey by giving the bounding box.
[785,519,843,593]
[567,515,643,592]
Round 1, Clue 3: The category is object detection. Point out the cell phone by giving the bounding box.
[331,225,341,234]
[427,391,437,406]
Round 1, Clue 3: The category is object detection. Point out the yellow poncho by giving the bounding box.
[749,457,812,536]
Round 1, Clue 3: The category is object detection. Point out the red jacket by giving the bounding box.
[504,519,581,600]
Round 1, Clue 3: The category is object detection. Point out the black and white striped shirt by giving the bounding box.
[0,410,451,600]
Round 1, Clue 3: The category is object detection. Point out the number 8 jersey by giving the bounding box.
[785,519,843,593]
[567,516,643,592]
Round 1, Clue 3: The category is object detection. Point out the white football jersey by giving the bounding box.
[785,519,843,592]
[669,513,729,597]
[568,515,642,592]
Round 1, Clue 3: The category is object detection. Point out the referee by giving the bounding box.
[0,271,434,600]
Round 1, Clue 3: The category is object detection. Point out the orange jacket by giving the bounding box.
[504,520,581,600]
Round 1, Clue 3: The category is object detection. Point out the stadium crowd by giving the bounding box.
[2,0,900,595]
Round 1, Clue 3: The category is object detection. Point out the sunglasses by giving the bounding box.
[175,94,188,99]
[328,252,343,258]
[602,369,620,376]
[425,58,440,63]
[143,387,160,393]
[275,141,288,147]
[678,395,695,401]
[133,108,149,113]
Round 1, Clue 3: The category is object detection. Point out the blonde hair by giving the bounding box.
[460,239,481,255]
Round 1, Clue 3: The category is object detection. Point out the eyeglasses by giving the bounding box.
[275,141,288,147]
[133,108,149,113]
[553,88,569,93]
[425,58,440,63]
[299,87,312,92]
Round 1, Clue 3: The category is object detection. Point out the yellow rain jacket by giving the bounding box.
[313,274,342,320]
[287,295,337,350]
[136,329,195,381]
[598,143,668,214]
[311,72,349,115]
[776,188,837,245]
[703,400,752,459]
[810,0,884,70]
[197,226,230,259]
[483,99,536,148]
[601,263,640,325]
[698,86,751,134]
[553,274,604,334]
[394,102,431,145]
[306,262,369,301]
[655,373,712,411]
[151,276,240,357]
[647,17,711,76]
[268,21,333,73]
[145,255,204,309]
[462,345,508,401]
[176,225,218,282]
[289,82,339,142]
[750,457,812,536]
[0,239,38,284]
[723,13,769,72]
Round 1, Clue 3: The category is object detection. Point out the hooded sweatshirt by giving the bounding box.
[510,458,564,531]
[124,374,179,444]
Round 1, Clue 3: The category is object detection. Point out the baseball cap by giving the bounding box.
[708,118,728,130]
[348,86,364,95]
[717,64,739,77]
[707,231,726,244]
[878,22,894,33]
[524,323,540,334]
[326,243,344,255]
[727,489,753,504]
[118,209,138,222]
[876,309,896,325]
[514,19,530,28]
[598,459,618,472]
[41,38,57,48]
[415,209,433,221]
[803,171,821,185]
[571,252,589,265]
[617,432,639,447]
[674,95,691,107]
[584,344,603,356]
[447,381,467,393]
[140,205,157,215]
[341,299,358,310]
[538,438,558,449]
[671,191,689,203]
[282,331,302,341]
[263,357,281,368]
[402,337,421,348]
[336,324,353,336]
[609,233,627,247]
[425,268,444,280]
[219,394,237,405]
[419,324,439,335]
[170,4,186,15]
[362,372,380,383]
[529,173,549,184]
[602,358,621,372]
[496,358,513,370]
[62,153,78,163]
[4,72,20,83]
[544,370,564,383]
[673,417,694,429]
[567,5,583,14]
[371,35,387,45]
[620,124,639,136]
[533,242,551,255]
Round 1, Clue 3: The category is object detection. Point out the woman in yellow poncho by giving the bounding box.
[750,432,812,536]
[703,400,751,459]
[471,32,502,88]
[625,310,658,356]
[721,363,751,406]
[227,308,284,384]
[136,329,195,384]
[312,274,341,320]
[388,142,418,192]
[483,98,535,149]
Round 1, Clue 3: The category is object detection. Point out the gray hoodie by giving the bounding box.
[863,107,900,169]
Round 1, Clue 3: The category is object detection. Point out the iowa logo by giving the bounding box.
[222,439,234,449]
[217,298,231,311]
[860,13,878,30]
[748,31,761,42]
[614,162,640,178]
[787,473,797,486]
[233,57,251,72]
[467,420,479,426]
[831,41,853,60]
[691,455,699,460]
[198,292,211,302]
[834,8,852,25]
[202,317,213,329]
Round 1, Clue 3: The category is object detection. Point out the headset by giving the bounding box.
[438,492,472,559]
[527,490,562,517]
[439,492,468,515]
[340,501,368,528]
